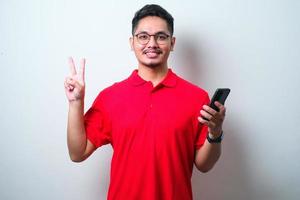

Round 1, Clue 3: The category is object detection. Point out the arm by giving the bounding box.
[195,102,226,172]
[67,100,95,162]
[65,57,96,162]
[194,137,221,173]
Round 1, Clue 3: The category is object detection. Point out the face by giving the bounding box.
[130,16,175,69]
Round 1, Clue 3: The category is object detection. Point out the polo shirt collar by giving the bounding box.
[129,68,177,88]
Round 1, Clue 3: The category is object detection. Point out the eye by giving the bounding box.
[138,34,149,40]
[157,34,168,41]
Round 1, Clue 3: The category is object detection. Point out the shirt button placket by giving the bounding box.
[148,83,153,110]
[150,91,153,109]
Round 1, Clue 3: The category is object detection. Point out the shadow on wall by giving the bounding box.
[172,32,210,89]
[192,125,256,200]
[175,34,256,200]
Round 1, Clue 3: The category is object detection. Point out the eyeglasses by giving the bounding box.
[134,32,170,45]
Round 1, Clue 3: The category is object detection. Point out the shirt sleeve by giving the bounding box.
[194,93,210,150]
[84,93,112,149]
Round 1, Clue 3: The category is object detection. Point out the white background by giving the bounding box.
[1,0,299,199]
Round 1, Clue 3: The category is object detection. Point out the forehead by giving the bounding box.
[135,16,169,34]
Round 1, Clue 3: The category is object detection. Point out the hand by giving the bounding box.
[198,101,226,138]
[64,57,86,102]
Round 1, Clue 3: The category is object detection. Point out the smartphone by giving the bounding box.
[209,88,231,112]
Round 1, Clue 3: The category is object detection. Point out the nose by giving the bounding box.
[147,35,159,47]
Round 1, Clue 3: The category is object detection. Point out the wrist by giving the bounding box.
[207,131,223,143]
[208,131,222,139]
[69,99,84,109]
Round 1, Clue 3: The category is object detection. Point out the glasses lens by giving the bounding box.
[137,33,149,45]
[156,33,169,44]
[136,33,170,45]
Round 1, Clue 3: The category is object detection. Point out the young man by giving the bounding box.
[64,4,226,200]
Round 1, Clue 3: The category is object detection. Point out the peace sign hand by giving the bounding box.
[64,57,86,102]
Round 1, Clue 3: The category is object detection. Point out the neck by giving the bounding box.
[137,65,169,87]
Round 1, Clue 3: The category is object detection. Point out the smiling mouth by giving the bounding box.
[146,52,159,57]
[143,49,162,58]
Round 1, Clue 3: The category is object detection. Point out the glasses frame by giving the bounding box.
[134,32,171,45]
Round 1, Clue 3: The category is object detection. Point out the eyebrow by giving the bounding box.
[135,31,170,35]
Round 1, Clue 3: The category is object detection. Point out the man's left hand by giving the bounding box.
[198,101,226,138]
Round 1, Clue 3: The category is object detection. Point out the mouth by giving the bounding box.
[143,49,162,58]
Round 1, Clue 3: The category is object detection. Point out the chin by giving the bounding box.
[147,62,162,68]
[140,58,165,68]
[142,62,162,68]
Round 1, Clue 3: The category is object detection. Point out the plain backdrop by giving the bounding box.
[1,0,299,199]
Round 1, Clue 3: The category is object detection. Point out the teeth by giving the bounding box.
[146,52,159,54]
[144,50,160,54]
[145,52,159,58]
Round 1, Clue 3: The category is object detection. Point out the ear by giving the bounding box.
[170,37,176,51]
[129,37,134,50]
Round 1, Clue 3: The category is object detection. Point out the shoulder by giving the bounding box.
[93,75,131,105]
[175,74,209,101]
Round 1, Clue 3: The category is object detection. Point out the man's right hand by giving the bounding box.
[64,57,86,102]
[64,57,96,162]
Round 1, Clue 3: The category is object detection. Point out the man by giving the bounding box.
[64,4,226,200]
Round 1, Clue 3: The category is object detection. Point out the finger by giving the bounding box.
[66,77,74,84]
[69,86,74,91]
[203,105,217,115]
[200,110,214,121]
[198,116,217,129]
[68,85,74,91]
[198,116,209,125]
[79,58,86,82]
[68,57,77,75]
[66,77,76,87]
[67,78,83,90]
[64,81,69,89]
[64,81,74,91]
[65,80,74,89]
[215,101,226,114]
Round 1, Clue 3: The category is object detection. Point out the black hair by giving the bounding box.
[132,4,174,36]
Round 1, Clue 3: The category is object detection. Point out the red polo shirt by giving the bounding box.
[84,69,209,200]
